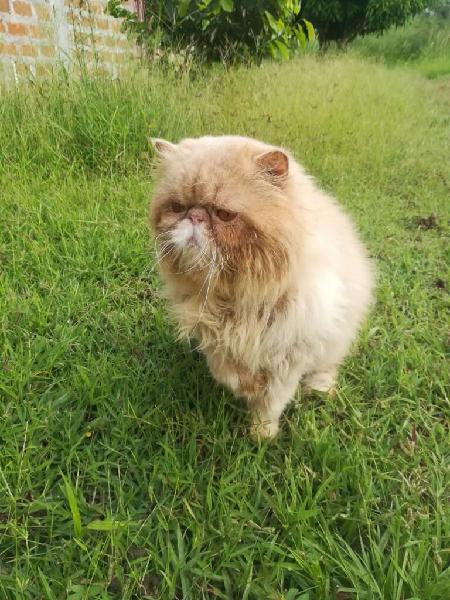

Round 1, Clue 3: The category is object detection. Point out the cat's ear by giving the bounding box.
[150,138,177,156]
[255,150,289,185]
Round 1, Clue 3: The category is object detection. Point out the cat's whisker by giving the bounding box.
[218,251,235,275]
[155,236,172,252]
[156,243,173,259]
[156,240,172,254]
[186,253,218,336]
[199,248,218,314]
[154,231,170,243]
[156,243,177,262]
[175,243,209,274]
[154,232,171,252]
[195,250,216,300]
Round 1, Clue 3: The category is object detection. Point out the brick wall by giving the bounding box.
[0,0,139,80]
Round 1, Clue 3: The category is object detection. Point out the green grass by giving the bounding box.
[353,15,450,79]
[0,54,449,599]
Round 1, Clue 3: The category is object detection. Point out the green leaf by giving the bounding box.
[86,518,131,531]
[178,0,191,18]
[275,39,290,61]
[63,476,82,539]
[38,569,57,600]
[297,507,320,520]
[267,40,277,59]
[303,19,315,41]
[294,25,306,48]
[284,0,301,15]
[292,1,301,16]
[219,0,233,12]
[265,10,279,33]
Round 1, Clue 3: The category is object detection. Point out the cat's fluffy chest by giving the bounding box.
[170,274,344,377]
[171,290,295,370]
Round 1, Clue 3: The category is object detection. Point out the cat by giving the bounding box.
[150,135,374,439]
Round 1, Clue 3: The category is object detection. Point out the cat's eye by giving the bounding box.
[171,201,185,213]
[216,209,237,222]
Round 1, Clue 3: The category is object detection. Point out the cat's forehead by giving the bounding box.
[162,146,246,203]
[172,136,263,172]
[157,136,283,208]
[176,142,240,172]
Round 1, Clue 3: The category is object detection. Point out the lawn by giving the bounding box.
[0,53,449,599]
[353,14,450,79]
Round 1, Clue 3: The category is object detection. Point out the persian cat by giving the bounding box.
[150,136,374,438]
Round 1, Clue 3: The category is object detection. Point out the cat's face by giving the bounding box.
[150,136,294,283]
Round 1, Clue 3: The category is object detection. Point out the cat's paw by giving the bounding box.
[249,420,279,441]
[303,370,337,395]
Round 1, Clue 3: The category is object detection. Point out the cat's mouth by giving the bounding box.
[166,219,216,271]
[186,232,201,248]
[171,219,205,248]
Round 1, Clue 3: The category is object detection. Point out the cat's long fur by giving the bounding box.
[150,135,374,438]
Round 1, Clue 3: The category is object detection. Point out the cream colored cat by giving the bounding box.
[150,135,374,439]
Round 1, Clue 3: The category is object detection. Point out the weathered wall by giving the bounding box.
[0,0,138,80]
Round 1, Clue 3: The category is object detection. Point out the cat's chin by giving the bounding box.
[170,220,208,251]
[172,239,216,275]
[185,236,202,249]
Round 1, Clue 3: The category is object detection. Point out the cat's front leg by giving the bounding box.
[205,352,241,395]
[247,369,302,440]
[206,352,301,439]
[206,352,269,397]
[303,367,337,395]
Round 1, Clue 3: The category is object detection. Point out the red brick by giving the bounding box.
[75,47,95,61]
[35,4,51,20]
[19,43,37,56]
[28,24,44,39]
[104,36,117,48]
[89,2,104,15]
[7,22,29,36]
[69,11,81,26]
[39,44,55,57]
[0,0,9,13]
[96,18,110,30]
[101,50,116,62]
[91,34,105,47]
[117,39,131,51]
[95,65,111,76]
[13,0,32,17]
[0,42,17,54]
[109,20,123,33]
[70,12,89,27]
[81,15,95,28]
[15,62,32,76]
[0,20,6,32]
[35,63,52,76]
[73,30,89,45]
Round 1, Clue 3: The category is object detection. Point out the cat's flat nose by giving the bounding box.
[187,208,207,225]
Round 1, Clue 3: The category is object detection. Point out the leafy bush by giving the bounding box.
[301,0,432,47]
[107,0,315,63]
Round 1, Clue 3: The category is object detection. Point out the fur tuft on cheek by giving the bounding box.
[213,218,289,282]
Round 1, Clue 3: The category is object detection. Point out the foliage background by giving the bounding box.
[107,0,315,62]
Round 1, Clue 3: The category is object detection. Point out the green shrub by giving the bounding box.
[301,0,431,47]
[107,0,315,63]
